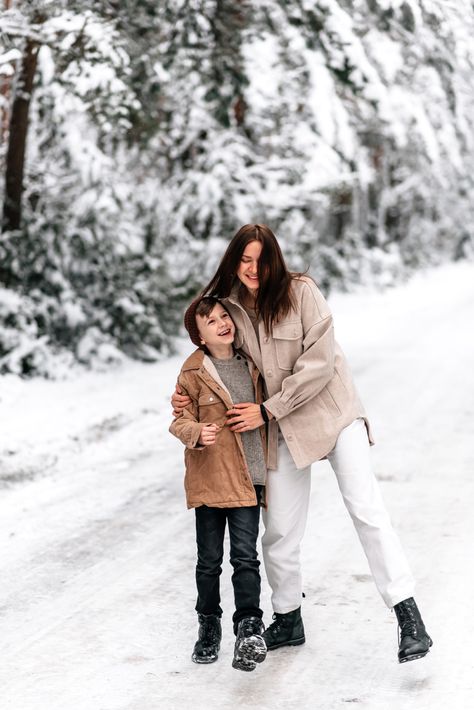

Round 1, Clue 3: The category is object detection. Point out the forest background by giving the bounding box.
[1,0,473,378]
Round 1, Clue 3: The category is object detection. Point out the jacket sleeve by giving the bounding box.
[263,279,335,420]
[169,374,204,449]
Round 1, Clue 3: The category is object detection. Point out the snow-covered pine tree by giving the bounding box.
[138,0,258,300]
[0,1,172,375]
[1,0,473,376]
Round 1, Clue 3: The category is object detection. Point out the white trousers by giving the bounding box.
[261,418,415,613]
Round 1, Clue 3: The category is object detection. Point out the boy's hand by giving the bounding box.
[172,383,192,416]
[198,423,220,446]
[226,403,265,432]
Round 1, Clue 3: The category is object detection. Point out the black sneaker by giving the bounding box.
[192,613,221,664]
[232,616,267,672]
[262,606,305,650]
[394,597,433,663]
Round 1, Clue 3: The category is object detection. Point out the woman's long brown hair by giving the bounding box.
[201,224,301,334]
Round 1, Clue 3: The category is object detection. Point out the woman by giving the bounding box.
[172,223,432,663]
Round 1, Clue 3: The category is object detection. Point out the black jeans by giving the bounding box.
[195,487,263,631]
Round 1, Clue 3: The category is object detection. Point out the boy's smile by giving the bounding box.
[196,303,235,359]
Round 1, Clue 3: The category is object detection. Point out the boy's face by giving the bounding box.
[196,303,235,348]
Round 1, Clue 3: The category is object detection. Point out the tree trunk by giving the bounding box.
[2,36,40,232]
[0,0,13,141]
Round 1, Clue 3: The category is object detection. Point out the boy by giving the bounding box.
[169,296,267,672]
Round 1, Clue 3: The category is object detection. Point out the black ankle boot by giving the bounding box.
[394,597,432,663]
[232,616,267,672]
[192,613,222,664]
[262,606,305,650]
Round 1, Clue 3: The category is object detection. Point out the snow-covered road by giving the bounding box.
[1,262,473,710]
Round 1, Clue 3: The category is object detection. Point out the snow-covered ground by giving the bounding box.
[1,262,473,710]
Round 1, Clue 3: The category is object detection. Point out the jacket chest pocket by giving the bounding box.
[272,321,304,371]
[198,393,225,423]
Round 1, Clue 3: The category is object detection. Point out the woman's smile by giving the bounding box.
[237,241,263,291]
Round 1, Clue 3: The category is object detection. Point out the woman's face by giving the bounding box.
[236,240,262,293]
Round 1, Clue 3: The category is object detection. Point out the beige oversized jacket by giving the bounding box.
[222,276,373,470]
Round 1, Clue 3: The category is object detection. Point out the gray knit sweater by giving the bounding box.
[210,353,266,486]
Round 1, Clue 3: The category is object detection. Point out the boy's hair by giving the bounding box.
[183,296,225,347]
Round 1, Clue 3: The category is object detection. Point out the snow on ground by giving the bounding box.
[1,261,473,710]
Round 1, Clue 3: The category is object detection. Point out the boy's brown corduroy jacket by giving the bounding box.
[169,349,266,509]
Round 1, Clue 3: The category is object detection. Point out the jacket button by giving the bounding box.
[267,369,273,377]
[209,397,214,401]
[263,336,269,344]
[287,434,293,441]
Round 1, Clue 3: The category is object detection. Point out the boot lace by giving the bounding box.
[397,604,418,639]
[267,613,287,637]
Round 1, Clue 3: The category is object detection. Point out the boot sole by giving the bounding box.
[240,636,267,664]
[232,658,257,672]
[265,636,306,651]
[233,634,266,671]
[192,653,219,664]
[399,639,433,664]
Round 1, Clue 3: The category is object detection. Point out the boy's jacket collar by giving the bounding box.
[181,347,251,373]
[181,348,205,372]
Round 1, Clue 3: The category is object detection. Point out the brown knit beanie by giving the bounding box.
[183,297,203,347]
[183,296,222,347]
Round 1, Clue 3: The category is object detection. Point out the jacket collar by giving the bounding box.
[202,355,229,395]
[181,346,259,409]
[226,281,242,305]
[181,348,205,372]
[222,283,249,351]
[181,346,254,378]
[222,285,264,371]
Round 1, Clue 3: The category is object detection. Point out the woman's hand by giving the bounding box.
[172,384,192,416]
[198,423,220,446]
[226,403,265,432]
